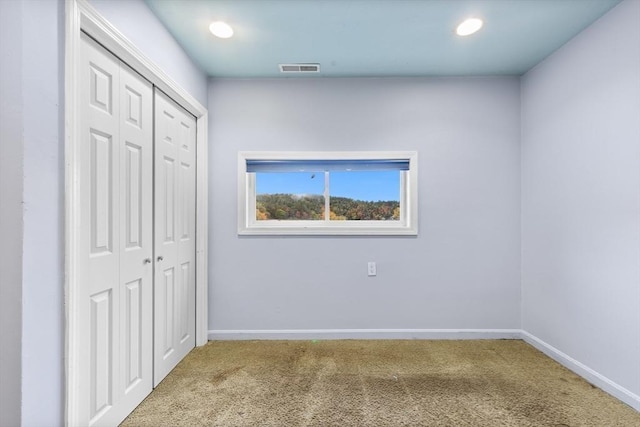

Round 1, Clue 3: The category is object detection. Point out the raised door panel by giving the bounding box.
[89,290,113,424]
[90,130,114,255]
[89,62,113,114]
[123,143,141,250]
[123,279,142,392]
[162,157,176,244]
[178,262,191,344]
[160,267,175,359]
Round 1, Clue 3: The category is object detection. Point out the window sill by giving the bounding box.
[238,222,418,236]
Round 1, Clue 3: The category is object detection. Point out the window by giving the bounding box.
[238,151,418,235]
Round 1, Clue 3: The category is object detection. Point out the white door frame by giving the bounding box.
[64,0,208,425]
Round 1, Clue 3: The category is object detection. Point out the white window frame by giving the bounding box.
[238,151,418,235]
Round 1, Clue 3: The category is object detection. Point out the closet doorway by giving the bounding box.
[65,2,208,426]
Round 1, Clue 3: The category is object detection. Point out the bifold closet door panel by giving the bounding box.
[153,89,197,386]
[117,60,154,413]
[79,33,153,427]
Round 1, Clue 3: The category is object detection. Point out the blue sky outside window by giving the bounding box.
[253,159,404,221]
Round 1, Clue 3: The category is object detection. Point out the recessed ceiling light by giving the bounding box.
[456,18,483,36]
[209,21,233,39]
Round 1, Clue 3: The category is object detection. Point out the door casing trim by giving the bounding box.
[64,1,209,424]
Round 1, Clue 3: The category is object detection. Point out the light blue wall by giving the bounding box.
[208,77,522,333]
[522,0,640,400]
[0,1,25,425]
[18,1,65,425]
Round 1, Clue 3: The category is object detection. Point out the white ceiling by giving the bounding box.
[145,0,621,78]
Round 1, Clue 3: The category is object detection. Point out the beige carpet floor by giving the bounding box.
[121,340,640,426]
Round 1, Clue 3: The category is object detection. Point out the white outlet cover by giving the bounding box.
[368,262,377,276]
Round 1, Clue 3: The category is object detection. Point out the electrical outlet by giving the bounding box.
[368,261,377,277]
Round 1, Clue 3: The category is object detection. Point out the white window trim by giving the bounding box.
[238,151,418,236]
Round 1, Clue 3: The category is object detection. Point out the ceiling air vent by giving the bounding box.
[279,63,320,73]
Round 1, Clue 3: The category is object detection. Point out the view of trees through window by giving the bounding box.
[255,170,400,221]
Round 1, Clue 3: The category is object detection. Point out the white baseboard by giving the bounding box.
[521,331,640,412]
[207,328,521,341]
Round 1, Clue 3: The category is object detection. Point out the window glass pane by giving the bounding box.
[255,172,325,220]
[329,171,400,221]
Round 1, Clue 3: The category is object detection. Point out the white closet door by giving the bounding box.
[79,33,153,427]
[153,89,197,386]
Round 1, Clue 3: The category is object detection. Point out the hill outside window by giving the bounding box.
[238,151,418,235]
